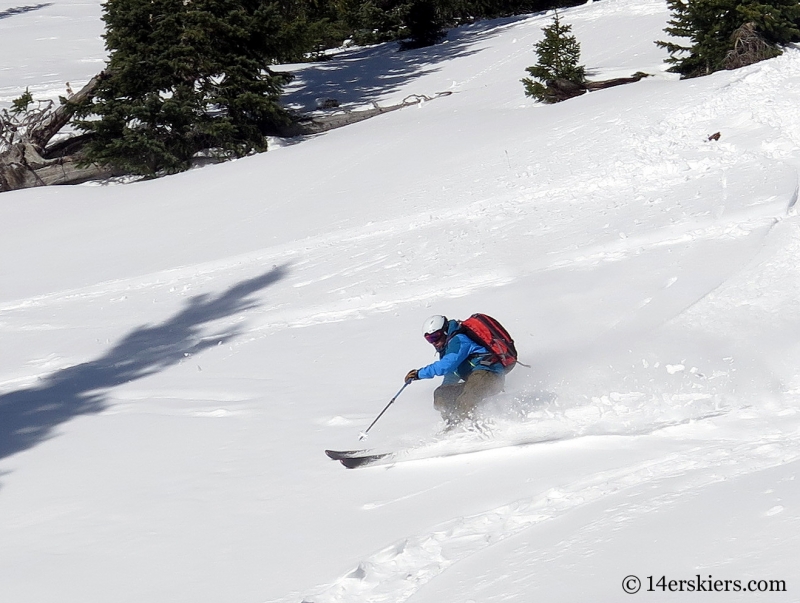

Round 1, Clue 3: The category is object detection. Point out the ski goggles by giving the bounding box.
[424,329,446,345]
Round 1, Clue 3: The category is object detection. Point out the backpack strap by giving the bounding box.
[453,322,503,368]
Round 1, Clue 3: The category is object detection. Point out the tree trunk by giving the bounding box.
[1,73,110,193]
[29,72,106,153]
[0,142,115,191]
[275,92,452,137]
[544,72,651,103]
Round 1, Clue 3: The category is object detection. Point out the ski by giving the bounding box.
[325,428,572,469]
[339,452,394,468]
[326,420,577,469]
[325,449,394,468]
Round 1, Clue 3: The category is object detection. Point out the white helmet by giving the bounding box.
[422,315,447,337]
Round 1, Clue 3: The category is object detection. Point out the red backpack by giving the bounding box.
[458,313,520,371]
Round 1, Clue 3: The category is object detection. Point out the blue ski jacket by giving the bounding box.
[417,319,505,384]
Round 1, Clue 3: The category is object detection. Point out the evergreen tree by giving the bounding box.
[522,12,585,102]
[338,0,441,48]
[337,0,409,46]
[335,0,586,50]
[657,0,800,78]
[274,0,352,61]
[401,0,448,48]
[77,0,293,176]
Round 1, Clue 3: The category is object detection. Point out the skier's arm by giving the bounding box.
[417,337,471,379]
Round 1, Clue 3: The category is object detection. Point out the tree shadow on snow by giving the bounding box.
[0,265,287,468]
[0,3,53,19]
[280,15,532,113]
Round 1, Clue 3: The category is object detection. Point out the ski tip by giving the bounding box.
[325,449,367,461]
[326,449,391,467]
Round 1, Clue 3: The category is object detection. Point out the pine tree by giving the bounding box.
[76,0,293,176]
[336,0,585,50]
[522,12,585,102]
[657,0,800,78]
[401,0,448,48]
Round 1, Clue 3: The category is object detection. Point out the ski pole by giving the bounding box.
[358,381,410,440]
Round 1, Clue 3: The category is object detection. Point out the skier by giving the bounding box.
[405,315,506,427]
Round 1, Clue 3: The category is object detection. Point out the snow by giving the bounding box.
[1,0,800,601]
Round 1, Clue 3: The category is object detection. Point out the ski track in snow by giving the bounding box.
[0,163,795,331]
[0,188,789,392]
[284,418,800,603]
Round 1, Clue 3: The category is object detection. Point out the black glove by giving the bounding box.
[405,369,419,383]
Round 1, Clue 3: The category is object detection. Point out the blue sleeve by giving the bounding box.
[417,335,472,380]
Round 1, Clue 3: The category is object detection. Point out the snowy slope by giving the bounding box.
[1,0,800,601]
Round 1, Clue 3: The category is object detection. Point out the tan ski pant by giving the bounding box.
[433,369,504,421]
